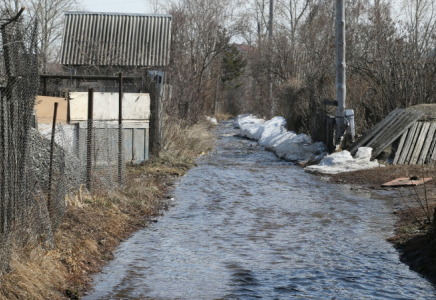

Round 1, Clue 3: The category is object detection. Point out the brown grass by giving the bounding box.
[214,113,233,122]
[0,245,66,300]
[0,118,215,300]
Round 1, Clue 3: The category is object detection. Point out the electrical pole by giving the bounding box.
[268,0,274,116]
[335,0,346,145]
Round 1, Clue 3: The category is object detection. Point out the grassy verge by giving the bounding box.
[0,119,216,300]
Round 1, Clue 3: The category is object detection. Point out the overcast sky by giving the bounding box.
[79,0,152,14]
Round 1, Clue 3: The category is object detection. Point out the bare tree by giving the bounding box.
[23,0,78,73]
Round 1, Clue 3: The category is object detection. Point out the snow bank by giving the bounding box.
[237,114,327,165]
[234,114,258,129]
[237,115,266,140]
[258,117,287,146]
[305,147,384,174]
[236,114,384,173]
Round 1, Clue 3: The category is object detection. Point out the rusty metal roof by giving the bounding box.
[60,11,172,67]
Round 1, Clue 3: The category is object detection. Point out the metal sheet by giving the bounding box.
[60,11,172,67]
[69,92,150,122]
[134,128,146,161]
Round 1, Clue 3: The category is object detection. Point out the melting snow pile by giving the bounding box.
[235,114,384,173]
[235,115,327,165]
[305,147,384,174]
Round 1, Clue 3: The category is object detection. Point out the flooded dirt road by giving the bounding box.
[84,120,435,299]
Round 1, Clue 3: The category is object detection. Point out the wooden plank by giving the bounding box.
[348,109,404,154]
[410,122,430,164]
[370,111,424,159]
[418,123,436,165]
[348,108,403,154]
[430,137,436,162]
[367,110,413,150]
[405,122,423,164]
[396,122,419,164]
[393,130,408,165]
[366,109,410,148]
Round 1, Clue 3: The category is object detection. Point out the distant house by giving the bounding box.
[37,11,173,163]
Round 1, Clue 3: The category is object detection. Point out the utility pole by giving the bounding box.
[268,0,274,116]
[335,0,346,145]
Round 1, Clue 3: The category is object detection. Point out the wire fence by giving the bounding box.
[0,15,126,275]
[0,15,42,274]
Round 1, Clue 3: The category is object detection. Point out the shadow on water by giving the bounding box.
[84,120,436,300]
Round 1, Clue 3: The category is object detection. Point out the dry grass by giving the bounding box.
[215,113,233,122]
[0,245,66,300]
[163,117,216,161]
[0,118,215,300]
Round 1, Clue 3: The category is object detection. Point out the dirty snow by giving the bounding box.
[237,115,327,165]
[305,147,384,174]
[236,114,385,174]
[206,116,219,125]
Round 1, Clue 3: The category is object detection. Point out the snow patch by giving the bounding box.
[236,114,385,173]
[305,147,384,174]
[206,116,219,125]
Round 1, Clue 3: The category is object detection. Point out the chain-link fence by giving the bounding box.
[0,14,126,275]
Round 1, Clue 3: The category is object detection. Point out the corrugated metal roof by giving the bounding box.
[60,11,172,67]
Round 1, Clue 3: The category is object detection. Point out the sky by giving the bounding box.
[79,0,153,14]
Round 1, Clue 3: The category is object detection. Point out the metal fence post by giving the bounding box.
[86,88,94,192]
[47,102,58,219]
[118,73,123,185]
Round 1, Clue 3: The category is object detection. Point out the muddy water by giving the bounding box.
[84,120,435,299]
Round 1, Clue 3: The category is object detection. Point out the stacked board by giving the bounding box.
[348,109,424,160]
[393,122,436,165]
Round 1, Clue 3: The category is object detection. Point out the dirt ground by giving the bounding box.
[328,164,436,285]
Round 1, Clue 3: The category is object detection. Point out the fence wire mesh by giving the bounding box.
[0,16,126,275]
[0,17,42,274]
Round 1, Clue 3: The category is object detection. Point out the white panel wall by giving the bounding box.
[69,92,150,122]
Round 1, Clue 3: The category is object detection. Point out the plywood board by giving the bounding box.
[35,95,68,124]
[382,177,432,187]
